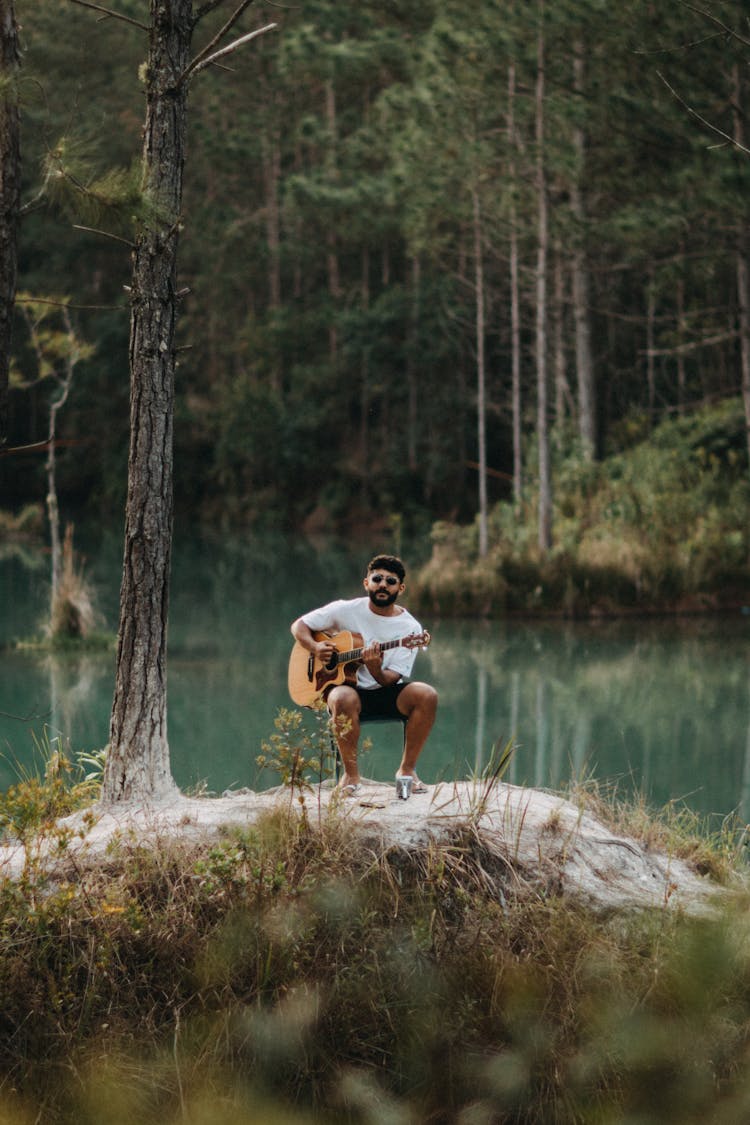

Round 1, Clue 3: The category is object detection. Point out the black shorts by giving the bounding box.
[356,682,408,722]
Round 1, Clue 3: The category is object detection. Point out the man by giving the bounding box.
[290,554,437,796]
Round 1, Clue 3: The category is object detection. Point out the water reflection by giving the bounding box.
[422,615,750,819]
[0,536,748,820]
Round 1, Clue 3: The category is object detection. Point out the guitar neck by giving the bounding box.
[337,637,403,665]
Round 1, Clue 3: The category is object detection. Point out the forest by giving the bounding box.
[2,0,750,558]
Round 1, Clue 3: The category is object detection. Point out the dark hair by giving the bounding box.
[367,554,406,582]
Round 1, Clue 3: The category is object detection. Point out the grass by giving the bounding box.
[0,738,749,1121]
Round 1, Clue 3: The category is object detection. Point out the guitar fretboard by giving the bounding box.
[336,637,403,665]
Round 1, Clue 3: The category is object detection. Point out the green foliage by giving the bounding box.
[7,0,750,550]
[415,398,750,616]
[255,706,338,798]
[0,730,102,843]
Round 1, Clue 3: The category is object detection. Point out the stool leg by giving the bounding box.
[329,727,341,782]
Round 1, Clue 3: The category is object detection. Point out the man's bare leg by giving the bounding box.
[326,684,362,788]
[396,681,438,780]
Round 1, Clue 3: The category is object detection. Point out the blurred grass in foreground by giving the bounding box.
[0,738,748,1122]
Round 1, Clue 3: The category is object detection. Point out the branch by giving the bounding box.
[678,1,750,50]
[66,0,149,32]
[193,0,232,21]
[656,71,750,157]
[0,438,84,458]
[183,22,277,82]
[188,0,257,71]
[19,185,48,218]
[641,330,739,358]
[73,224,135,249]
[17,295,126,311]
[0,705,52,721]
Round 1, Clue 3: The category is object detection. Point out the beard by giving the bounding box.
[368,587,399,608]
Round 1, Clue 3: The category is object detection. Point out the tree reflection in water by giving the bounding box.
[2,539,749,820]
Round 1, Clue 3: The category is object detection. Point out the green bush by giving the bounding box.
[415,398,750,617]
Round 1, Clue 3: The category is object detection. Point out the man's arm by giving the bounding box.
[291,617,336,662]
[362,645,402,687]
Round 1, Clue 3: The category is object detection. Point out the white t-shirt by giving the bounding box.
[301,596,424,690]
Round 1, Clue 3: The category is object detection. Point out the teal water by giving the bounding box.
[1,533,749,820]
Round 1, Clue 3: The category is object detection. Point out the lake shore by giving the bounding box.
[0,779,729,915]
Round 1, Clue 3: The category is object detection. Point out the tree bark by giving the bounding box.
[407,254,420,473]
[0,0,20,447]
[553,243,572,431]
[508,58,523,506]
[473,184,489,558]
[45,308,76,610]
[646,271,656,427]
[536,3,552,552]
[262,124,282,395]
[732,63,750,470]
[104,0,192,804]
[325,77,340,365]
[571,40,596,459]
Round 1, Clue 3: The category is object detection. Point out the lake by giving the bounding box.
[1,530,749,821]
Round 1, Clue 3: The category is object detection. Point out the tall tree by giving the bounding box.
[535,0,552,552]
[570,37,596,459]
[732,62,750,469]
[0,0,20,448]
[67,0,276,804]
[507,54,523,506]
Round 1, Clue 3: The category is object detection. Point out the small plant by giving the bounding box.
[256,705,337,804]
[467,736,517,820]
[0,729,104,843]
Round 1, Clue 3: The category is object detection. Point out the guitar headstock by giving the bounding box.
[403,631,431,650]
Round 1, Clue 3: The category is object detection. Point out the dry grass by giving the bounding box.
[49,524,97,641]
[0,809,746,1122]
[1,751,750,1122]
[565,776,747,884]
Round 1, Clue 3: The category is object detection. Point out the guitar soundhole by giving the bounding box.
[324,654,337,672]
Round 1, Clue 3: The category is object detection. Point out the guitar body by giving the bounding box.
[288,630,364,706]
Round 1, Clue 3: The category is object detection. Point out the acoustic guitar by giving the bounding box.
[288,629,430,707]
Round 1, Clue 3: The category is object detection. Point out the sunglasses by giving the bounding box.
[369,574,400,587]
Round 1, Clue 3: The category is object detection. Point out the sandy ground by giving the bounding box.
[0,778,729,914]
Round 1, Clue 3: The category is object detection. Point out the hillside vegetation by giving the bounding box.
[415,398,750,616]
[3,2,750,545]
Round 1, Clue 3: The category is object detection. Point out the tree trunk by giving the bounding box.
[536,3,552,553]
[553,242,572,432]
[359,244,371,507]
[45,308,76,610]
[407,254,420,473]
[0,0,20,447]
[325,77,340,365]
[262,125,282,395]
[508,59,523,506]
[676,244,687,416]
[571,40,596,459]
[646,271,656,427]
[104,0,192,804]
[473,184,489,558]
[732,63,750,470]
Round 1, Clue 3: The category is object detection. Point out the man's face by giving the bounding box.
[364,568,405,608]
